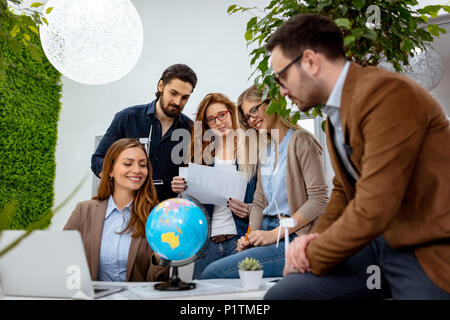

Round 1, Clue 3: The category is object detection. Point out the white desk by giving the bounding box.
[0,278,280,300]
[97,278,279,300]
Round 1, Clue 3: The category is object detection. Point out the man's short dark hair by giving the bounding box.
[266,14,346,61]
[155,64,198,99]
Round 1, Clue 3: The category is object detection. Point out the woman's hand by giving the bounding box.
[171,176,186,193]
[236,235,252,252]
[247,229,278,247]
[227,198,251,219]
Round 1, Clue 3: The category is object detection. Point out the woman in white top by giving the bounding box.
[171,93,257,279]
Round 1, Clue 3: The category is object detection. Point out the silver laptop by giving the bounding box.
[0,230,125,299]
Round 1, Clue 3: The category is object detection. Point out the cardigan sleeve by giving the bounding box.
[146,252,170,282]
[292,131,329,223]
[249,163,266,231]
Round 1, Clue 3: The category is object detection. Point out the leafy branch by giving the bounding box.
[0,174,88,259]
[228,0,450,125]
[0,0,53,80]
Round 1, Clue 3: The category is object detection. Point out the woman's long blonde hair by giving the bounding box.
[237,85,301,131]
[236,85,301,178]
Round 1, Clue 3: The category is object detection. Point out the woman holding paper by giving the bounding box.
[171,93,257,279]
[199,85,328,279]
[64,138,169,282]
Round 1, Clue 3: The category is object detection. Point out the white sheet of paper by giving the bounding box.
[181,163,247,206]
[179,167,188,179]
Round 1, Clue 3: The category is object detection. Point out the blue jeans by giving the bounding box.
[200,216,296,279]
[264,235,450,300]
[192,235,239,280]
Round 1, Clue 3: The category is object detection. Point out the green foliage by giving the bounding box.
[228,0,450,124]
[0,13,62,229]
[238,257,263,271]
[0,175,88,258]
[0,0,49,80]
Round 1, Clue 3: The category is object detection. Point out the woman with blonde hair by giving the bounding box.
[64,138,169,282]
[200,85,329,279]
[171,93,257,279]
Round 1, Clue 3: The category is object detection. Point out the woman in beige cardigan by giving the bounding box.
[200,85,328,278]
[64,138,169,282]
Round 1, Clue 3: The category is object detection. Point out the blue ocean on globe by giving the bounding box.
[145,198,208,262]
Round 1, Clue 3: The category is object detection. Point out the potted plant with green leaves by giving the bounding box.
[238,257,264,290]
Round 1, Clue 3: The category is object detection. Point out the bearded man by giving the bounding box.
[264,14,450,300]
[91,64,197,202]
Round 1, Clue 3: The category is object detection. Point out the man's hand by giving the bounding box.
[283,262,300,276]
[284,233,320,275]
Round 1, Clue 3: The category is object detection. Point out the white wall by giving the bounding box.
[49,0,450,227]
[50,0,450,228]
[47,1,450,280]
[49,0,272,281]
[50,0,271,231]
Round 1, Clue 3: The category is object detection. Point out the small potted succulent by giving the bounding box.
[237,257,263,291]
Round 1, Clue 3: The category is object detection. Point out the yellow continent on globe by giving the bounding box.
[161,232,180,249]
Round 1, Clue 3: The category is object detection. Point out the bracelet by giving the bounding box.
[247,204,252,214]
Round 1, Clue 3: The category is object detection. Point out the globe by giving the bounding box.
[146,197,209,264]
[145,198,208,265]
[145,197,210,290]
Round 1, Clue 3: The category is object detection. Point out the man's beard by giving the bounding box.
[159,90,182,118]
[293,71,327,113]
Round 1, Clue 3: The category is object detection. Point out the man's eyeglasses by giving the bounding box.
[206,110,230,125]
[240,100,268,126]
[272,52,304,88]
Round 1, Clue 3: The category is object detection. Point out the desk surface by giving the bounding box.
[1,278,280,300]
[97,278,279,300]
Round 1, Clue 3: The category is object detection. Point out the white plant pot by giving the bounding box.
[239,269,263,291]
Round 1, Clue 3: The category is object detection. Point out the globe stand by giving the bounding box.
[154,266,196,291]
[147,196,210,292]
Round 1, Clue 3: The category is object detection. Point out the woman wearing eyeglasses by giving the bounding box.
[199,85,328,279]
[170,93,257,279]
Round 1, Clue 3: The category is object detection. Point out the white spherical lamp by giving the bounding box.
[39,0,144,85]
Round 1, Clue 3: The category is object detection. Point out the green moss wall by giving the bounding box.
[0,16,62,229]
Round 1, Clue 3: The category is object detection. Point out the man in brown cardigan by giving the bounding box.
[264,14,450,299]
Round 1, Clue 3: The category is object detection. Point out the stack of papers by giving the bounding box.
[179,163,247,207]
